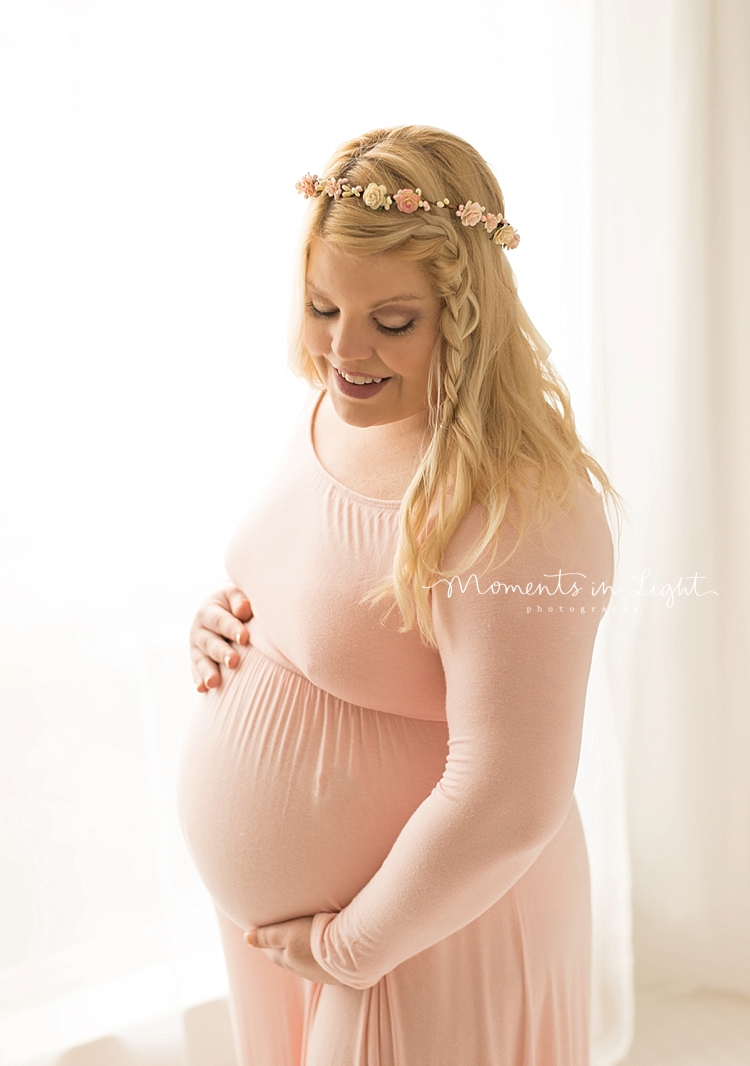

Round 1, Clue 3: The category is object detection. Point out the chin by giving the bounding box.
[331,397,381,427]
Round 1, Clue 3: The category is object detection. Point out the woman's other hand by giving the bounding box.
[245,917,344,986]
[190,585,253,693]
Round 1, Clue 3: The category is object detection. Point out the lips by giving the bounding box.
[332,365,391,399]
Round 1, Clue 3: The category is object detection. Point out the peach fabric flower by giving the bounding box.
[493,224,520,248]
[394,189,421,214]
[483,212,500,233]
[456,200,484,227]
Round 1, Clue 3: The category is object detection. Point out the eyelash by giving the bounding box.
[305,301,417,337]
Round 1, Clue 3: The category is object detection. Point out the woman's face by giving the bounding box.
[303,238,442,428]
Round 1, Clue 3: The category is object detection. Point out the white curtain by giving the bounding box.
[18,0,750,1061]
[593,0,750,1009]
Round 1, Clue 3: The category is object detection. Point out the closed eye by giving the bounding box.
[306,301,337,319]
[305,301,417,336]
[375,320,417,336]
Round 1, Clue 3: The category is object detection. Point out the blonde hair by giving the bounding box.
[289,125,625,649]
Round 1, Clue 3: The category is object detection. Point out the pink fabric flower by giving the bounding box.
[456,200,484,227]
[483,212,500,233]
[394,189,421,214]
[296,173,319,198]
[324,177,344,200]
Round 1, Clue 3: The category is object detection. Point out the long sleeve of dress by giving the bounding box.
[309,478,615,990]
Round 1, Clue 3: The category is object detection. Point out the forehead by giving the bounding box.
[306,238,434,301]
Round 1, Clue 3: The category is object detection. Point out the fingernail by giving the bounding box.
[224,654,232,667]
[235,631,244,643]
[203,675,213,688]
[244,928,257,946]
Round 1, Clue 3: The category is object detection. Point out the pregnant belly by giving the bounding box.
[176,641,449,931]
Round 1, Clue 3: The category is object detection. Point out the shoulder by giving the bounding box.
[439,474,614,589]
[430,475,615,647]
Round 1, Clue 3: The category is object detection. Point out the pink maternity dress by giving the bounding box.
[176,387,614,1066]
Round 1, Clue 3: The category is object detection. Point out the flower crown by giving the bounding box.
[295,173,521,249]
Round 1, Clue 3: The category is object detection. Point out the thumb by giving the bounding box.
[245,924,283,949]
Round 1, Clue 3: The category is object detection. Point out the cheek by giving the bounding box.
[414,330,439,376]
[302,320,330,356]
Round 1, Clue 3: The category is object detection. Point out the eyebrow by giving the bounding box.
[307,286,426,310]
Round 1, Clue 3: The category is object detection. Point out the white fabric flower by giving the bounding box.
[363,183,388,210]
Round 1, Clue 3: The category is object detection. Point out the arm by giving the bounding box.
[309,481,614,989]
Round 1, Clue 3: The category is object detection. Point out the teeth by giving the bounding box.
[336,367,384,385]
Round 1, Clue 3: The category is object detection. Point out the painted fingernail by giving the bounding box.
[224,654,232,667]
[203,675,213,688]
[235,631,244,643]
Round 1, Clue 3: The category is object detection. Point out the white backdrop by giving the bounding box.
[0,1,635,1063]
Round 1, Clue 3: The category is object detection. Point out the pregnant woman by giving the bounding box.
[176,125,621,1066]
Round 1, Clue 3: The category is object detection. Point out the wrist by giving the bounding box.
[309,910,381,990]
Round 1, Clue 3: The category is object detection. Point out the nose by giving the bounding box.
[329,315,374,365]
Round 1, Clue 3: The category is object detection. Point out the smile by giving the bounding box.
[334,366,390,385]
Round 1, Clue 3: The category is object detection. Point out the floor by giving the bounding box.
[18,988,750,1065]
[21,1000,237,1066]
[617,988,750,1066]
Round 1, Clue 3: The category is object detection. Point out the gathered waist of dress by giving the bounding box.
[245,614,448,724]
[246,615,305,679]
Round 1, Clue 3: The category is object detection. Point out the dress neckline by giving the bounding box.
[306,389,406,510]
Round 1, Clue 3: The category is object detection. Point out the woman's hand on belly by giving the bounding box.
[245,916,344,986]
[190,584,253,692]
